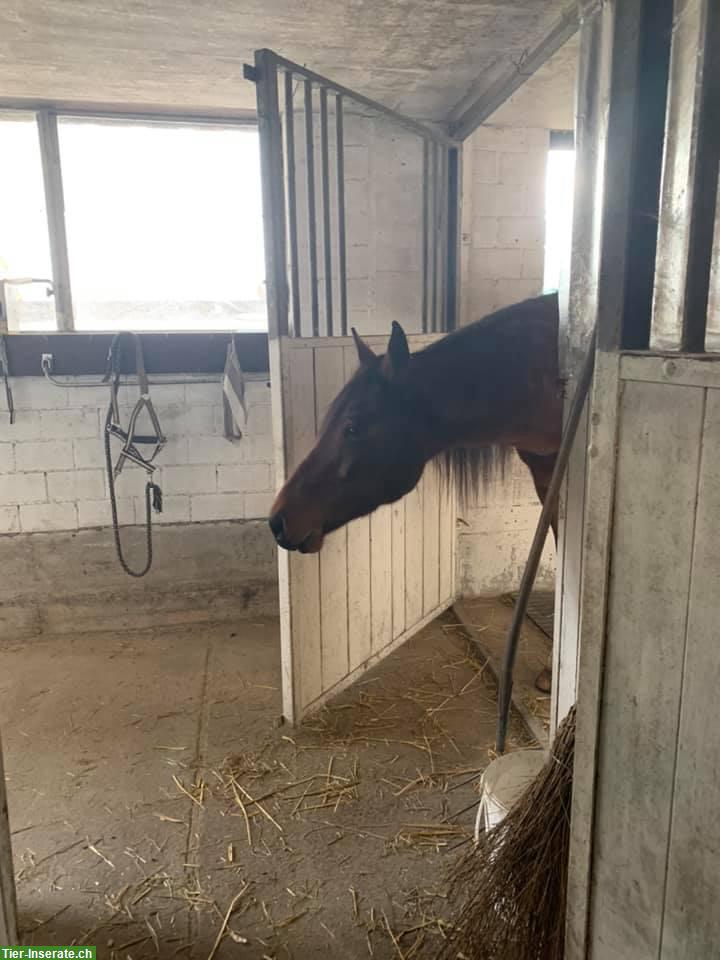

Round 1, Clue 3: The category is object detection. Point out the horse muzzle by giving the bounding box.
[268,511,324,553]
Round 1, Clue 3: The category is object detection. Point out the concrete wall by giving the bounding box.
[0,520,278,640]
[0,376,275,534]
[0,375,279,635]
[456,120,568,596]
[461,125,549,326]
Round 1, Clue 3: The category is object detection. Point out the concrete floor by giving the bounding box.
[456,595,553,742]
[0,607,536,959]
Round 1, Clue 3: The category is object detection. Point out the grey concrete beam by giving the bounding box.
[449,3,580,141]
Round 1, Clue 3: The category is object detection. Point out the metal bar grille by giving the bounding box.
[430,142,439,333]
[284,70,301,337]
[304,79,320,337]
[421,140,430,334]
[319,88,333,336]
[335,95,348,336]
[651,0,720,354]
[250,50,459,341]
[254,51,288,338]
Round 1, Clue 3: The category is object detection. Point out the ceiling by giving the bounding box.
[0,0,575,121]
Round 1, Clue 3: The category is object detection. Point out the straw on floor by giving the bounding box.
[441,705,576,960]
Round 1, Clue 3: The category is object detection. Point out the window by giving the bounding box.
[0,112,55,331]
[543,133,575,297]
[0,111,267,333]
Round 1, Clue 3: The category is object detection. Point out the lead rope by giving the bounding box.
[104,401,162,578]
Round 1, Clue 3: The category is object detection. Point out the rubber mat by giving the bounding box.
[502,590,555,640]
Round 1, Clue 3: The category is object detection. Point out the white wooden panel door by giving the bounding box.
[570,356,720,960]
[272,334,457,723]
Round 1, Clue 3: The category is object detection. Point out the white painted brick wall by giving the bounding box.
[458,123,556,596]
[463,124,549,324]
[0,376,275,534]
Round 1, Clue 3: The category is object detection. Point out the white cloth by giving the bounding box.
[222,336,247,441]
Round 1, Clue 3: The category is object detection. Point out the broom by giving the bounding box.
[440,705,576,960]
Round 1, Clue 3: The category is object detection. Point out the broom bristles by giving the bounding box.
[442,705,576,960]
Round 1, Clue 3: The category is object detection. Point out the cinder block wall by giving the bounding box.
[0,375,280,636]
[0,377,275,534]
[458,123,556,596]
[462,126,549,323]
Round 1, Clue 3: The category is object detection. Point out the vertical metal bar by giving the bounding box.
[619,0,673,349]
[36,111,74,332]
[284,70,301,337]
[304,80,320,337]
[445,146,461,332]
[254,50,288,339]
[421,140,430,333]
[438,147,448,331]
[0,284,8,333]
[319,87,333,335]
[335,95,348,336]
[651,0,719,352]
[430,143,439,333]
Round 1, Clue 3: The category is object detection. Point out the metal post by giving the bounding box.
[445,146,461,332]
[304,80,320,337]
[319,88,333,335]
[0,283,8,334]
[284,70,301,337]
[421,140,430,333]
[254,51,289,339]
[438,147,448,331]
[430,142,439,333]
[651,0,720,352]
[335,95,348,336]
[36,111,74,332]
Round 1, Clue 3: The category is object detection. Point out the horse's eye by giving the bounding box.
[343,422,359,440]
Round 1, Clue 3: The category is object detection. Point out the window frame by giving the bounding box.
[0,103,268,374]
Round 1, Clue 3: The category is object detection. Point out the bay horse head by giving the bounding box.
[269,323,428,553]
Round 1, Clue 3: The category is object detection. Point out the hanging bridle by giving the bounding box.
[103,332,165,577]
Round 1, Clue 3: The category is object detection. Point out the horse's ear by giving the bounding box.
[381,321,410,381]
[352,328,377,368]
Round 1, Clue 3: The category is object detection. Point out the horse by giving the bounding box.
[268,292,563,692]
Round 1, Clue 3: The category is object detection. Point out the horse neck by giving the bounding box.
[406,319,543,458]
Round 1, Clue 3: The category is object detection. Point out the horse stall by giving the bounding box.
[8,0,703,955]
[558,0,720,957]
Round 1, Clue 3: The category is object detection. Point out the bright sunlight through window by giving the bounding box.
[1,114,267,333]
[543,146,576,296]
[58,119,267,332]
[0,113,56,331]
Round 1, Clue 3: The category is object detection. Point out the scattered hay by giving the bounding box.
[391,823,471,854]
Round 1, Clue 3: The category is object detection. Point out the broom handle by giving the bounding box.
[496,328,597,753]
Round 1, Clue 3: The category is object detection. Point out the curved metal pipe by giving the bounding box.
[496,328,597,753]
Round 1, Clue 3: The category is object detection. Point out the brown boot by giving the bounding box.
[534,666,552,694]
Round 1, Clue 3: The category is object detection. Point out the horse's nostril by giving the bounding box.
[268,511,286,542]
